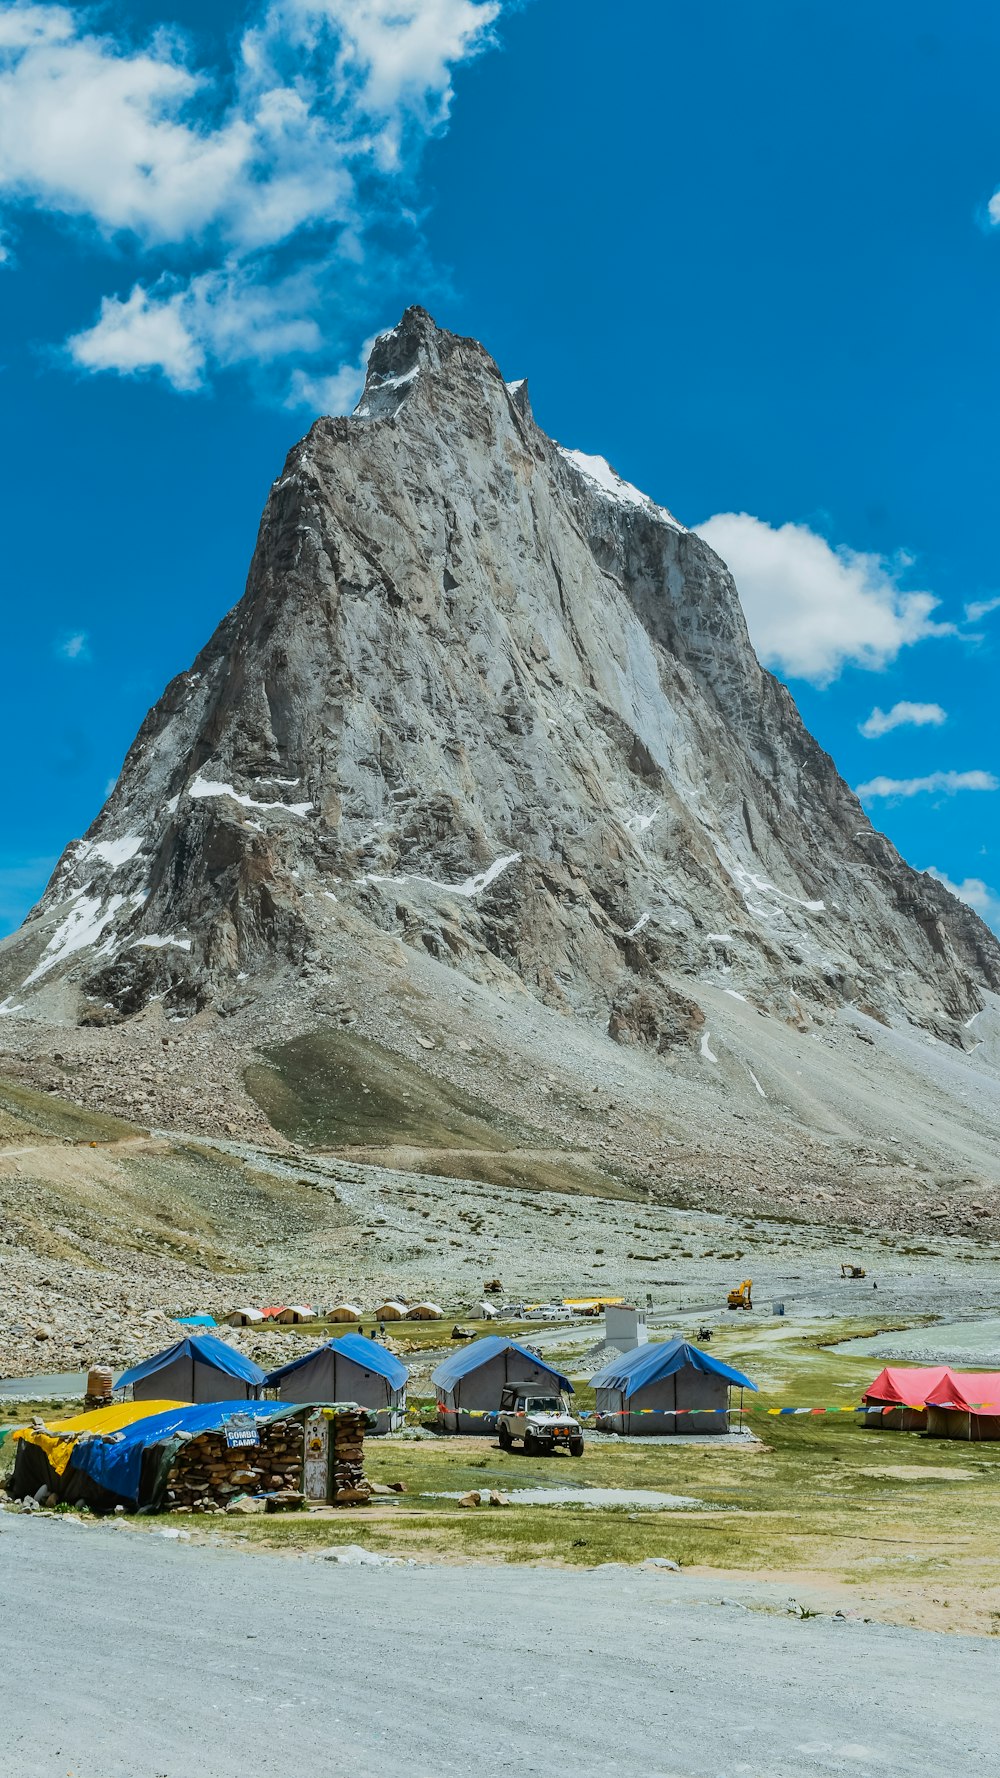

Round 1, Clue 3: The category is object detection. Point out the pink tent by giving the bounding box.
[924,1370,1000,1440]
[862,1365,952,1431]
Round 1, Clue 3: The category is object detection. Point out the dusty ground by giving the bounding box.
[2,1515,997,1778]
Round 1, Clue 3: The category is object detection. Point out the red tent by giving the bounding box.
[863,1366,951,1405]
[862,1365,952,1430]
[923,1370,1000,1439]
[924,1371,1000,1410]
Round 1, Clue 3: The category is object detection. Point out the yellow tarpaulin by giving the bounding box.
[562,1296,624,1308]
[11,1400,188,1476]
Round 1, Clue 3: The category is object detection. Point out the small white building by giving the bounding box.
[604,1304,648,1350]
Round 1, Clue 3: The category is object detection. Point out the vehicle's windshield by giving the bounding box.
[525,1397,563,1413]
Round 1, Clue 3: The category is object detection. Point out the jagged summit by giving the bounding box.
[2,309,998,1061]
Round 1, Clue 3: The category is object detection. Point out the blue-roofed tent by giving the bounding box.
[591,1339,757,1436]
[265,1335,409,1433]
[116,1335,266,1404]
[69,1400,290,1508]
[431,1337,573,1434]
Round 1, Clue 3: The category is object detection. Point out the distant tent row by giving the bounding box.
[371,1302,443,1321]
[221,1301,444,1326]
[864,1365,1000,1440]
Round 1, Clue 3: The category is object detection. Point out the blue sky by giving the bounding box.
[1,0,998,935]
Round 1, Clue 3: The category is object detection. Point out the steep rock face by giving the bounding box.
[2,308,998,1046]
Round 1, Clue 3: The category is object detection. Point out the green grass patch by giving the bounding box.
[0,1074,139,1147]
[244,1028,641,1200]
[245,1029,535,1151]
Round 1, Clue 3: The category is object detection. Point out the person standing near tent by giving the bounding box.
[379,1321,386,1340]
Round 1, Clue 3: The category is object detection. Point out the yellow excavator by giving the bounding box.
[727,1278,753,1311]
[840,1263,866,1279]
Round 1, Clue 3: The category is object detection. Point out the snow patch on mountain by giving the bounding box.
[187,776,313,818]
[559,448,685,531]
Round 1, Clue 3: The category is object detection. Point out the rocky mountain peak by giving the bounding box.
[2,310,998,1064]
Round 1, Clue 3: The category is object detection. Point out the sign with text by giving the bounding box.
[223,1413,260,1449]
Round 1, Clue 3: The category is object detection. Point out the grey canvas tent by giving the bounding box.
[264,1334,408,1433]
[115,1334,266,1403]
[591,1339,756,1435]
[431,1337,573,1433]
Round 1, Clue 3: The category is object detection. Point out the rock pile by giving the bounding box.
[330,1408,370,1504]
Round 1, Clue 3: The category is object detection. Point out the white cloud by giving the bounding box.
[0,17,251,242]
[964,594,1000,624]
[56,629,90,661]
[70,284,205,389]
[695,512,955,686]
[856,770,998,801]
[924,868,1000,934]
[70,262,325,391]
[859,701,947,739]
[285,332,380,413]
[0,0,505,389]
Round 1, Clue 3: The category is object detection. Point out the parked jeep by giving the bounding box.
[496,1384,584,1456]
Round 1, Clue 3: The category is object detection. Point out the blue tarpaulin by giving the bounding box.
[431,1336,573,1394]
[265,1333,408,1390]
[590,1339,757,1394]
[68,1400,290,1504]
[174,1315,216,1328]
[115,1334,266,1393]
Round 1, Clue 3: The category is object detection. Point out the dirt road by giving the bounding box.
[0,1515,993,1777]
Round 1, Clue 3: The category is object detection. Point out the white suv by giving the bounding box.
[496,1385,584,1456]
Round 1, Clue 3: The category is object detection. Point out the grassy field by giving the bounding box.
[121,1316,1000,1631]
[6,1314,998,1632]
[0,1075,138,1148]
[260,1315,547,1351]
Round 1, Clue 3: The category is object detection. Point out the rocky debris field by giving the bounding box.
[2,1090,999,1387]
[2,920,1000,1387]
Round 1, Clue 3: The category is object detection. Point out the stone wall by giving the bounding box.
[161,1409,370,1512]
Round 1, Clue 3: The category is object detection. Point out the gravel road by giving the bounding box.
[1,1516,994,1778]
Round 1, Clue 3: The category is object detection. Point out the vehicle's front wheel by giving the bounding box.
[569,1435,584,1457]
